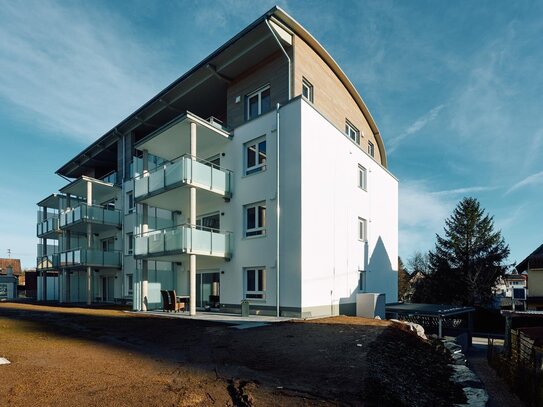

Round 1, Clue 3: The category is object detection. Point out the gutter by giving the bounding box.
[275,103,281,317]
[265,18,291,99]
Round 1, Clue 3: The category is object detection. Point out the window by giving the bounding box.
[126,232,134,255]
[102,237,115,252]
[196,212,220,231]
[245,202,266,237]
[245,267,266,299]
[345,121,360,144]
[368,141,375,157]
[245,137,266,175]
[358,217,367,241]
[126,191,134,213]
[358,165,367,190]
[302,78,313,102]
[246,85,271,120]
[125,274,133,295]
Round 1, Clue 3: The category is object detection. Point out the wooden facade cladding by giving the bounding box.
[292,35,382,165]
[226,51,290,129]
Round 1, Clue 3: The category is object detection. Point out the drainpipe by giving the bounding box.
[275,103,281,317]
[265,19,291,99]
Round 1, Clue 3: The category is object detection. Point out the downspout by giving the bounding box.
[265,18,291,99]
[265,17,290,318]
[120,131,125,301]
[275,103,281,317]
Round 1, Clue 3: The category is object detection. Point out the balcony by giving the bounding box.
[59,249,122,268]
[134,154,232,204]
[37,216,60,239]
[59,204,122,233]
[37,254,60,271]
[135,224,231,260]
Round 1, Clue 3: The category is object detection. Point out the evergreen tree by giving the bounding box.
[397,257,411,301]
[414,197,510,306]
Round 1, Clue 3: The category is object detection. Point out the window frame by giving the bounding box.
[245,202,266,238]
[244,267,266,300]
[246,85,271,121]
[358,165,367,191]
[126,191,135,213]
[302,78,314,103]
[196,211,220,231]
[244,136,267,176]
[358,217,368,242]
[368,141,375,157]
[345,120,360,144]
[125,273,133,296]
[126,232,134,255]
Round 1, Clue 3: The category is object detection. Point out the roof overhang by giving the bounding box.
[135,111,232,161]
[56,5,389,177]
[60,176,120,203]
[37,193,65,208]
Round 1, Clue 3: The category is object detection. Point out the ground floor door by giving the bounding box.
[196,271,220,309]
[101,276,114,302]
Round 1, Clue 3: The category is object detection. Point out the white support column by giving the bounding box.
[41,207,48,301]
[86,180,93,305]
[141,150,149,311]
[189,122,197,316]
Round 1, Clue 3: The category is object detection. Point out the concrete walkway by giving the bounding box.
[135,310,294,328]
[467,344,524,407]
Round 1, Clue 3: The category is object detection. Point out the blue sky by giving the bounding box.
[1,0,542,269]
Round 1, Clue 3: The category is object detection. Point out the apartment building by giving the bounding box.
[36,6,398,317]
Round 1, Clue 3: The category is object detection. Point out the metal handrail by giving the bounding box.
[133,153,233,181]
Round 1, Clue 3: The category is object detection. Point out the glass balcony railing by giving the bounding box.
[134,154,232,200]
[59,249,121,268]
[37,217,60,237]
[135,224,232,259]
[59,204,121,229]
[36,253,60,271]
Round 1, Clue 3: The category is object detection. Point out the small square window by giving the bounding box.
[246,85,271,121]
[358,217,367,241]
[245,202,266,237]
[368,141,375,157]
[245,267,266,299]
[345,121,360,144]
[245,137,266,175]
[358,165,367,190]
[302,78,313,102]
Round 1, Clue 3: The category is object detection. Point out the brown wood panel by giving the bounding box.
[226,52,289,129]
[293,36,382,164]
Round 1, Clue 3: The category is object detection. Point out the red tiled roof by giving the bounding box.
[0,258,22,276]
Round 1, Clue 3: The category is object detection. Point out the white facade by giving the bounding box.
[35,7,398,317]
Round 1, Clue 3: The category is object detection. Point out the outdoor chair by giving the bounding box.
[168,290,185,312]
[160,290,171,312]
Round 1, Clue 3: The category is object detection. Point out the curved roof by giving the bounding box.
[271,7,388,167]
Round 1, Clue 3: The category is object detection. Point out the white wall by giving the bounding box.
[297,99,398,315]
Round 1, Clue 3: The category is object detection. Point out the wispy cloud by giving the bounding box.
[506,171,543,194]
[432,186,497,197]
[0,1,170,143]
[388,104,445,154]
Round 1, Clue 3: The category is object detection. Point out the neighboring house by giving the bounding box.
[516,244,543,310]
[0,258,22,280]
[35,6,398,317]
[0,263,18,300]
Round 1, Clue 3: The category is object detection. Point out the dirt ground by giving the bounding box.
[0,303,465,406]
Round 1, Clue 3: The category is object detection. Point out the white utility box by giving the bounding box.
[356,293,386,319]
